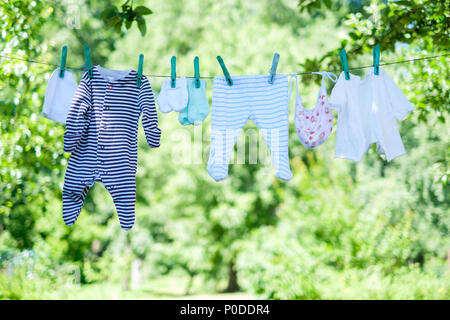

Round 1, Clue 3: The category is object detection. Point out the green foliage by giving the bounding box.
[0,0,63,249]
[101,1,153,36]
[0,249,80,299]
[298,0,333,15]
[297,0,368,17]
[0,0,448,300]
[236,119,449,299]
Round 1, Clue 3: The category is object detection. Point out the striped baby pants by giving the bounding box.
[207,75,292,181]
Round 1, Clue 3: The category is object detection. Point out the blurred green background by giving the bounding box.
[0,0,449,300]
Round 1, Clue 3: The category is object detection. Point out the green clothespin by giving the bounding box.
[339,49,350,80]
[194,56,200,88]
[216,56,233,86]
[84,44,93,78]
[268,53,280,84]
[171,56,176,88]
[137,54,144,87]
[59,45,67,78]
[373,44,380,75]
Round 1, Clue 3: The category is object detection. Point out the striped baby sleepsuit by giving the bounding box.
[63,66,161,230]
[207,74,292,181]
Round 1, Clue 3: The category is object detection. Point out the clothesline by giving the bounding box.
[0,53,448,79]
[34,49,444,202]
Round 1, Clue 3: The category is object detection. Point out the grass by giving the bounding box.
[45,275,255,300]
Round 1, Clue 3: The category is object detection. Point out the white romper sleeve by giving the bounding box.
[382,70,414,121]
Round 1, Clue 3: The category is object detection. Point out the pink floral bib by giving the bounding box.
[292,72,337,149]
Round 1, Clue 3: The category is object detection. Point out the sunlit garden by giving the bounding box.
[0,0,448,300]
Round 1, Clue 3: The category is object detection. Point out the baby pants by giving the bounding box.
[207,74,292,181]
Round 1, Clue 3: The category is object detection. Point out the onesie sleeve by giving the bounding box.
[328,72,347,111]
[139,76,161,148]
[382,70,414,121]
[63,72,92,153]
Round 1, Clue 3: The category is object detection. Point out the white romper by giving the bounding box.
[329,68,413,162]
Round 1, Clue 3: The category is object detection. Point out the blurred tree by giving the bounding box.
[0,0,59,249]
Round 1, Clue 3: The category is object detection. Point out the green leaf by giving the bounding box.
[137,16,146,36]
[100,6,118,20]
[134,6,153,16]
[105,16,121,29]
[121,2,131,12]
[118,12,129,19]
[395,1,413,7]
[114,21,123,33]
[349,32,360,40]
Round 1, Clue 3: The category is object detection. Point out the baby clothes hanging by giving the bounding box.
[292,72,337,148]
[63,65,161,230]
[178,78,209,126]
[187,78,209,125]
[157,76,188,113]
[42,68,78,124]
[207,74,292,181]
[327,71,366,161]
[329,67,413,162]
[178,102,191,125]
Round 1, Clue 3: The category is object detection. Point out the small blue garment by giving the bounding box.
[178,104,191,126]
[187,78,209,125]
[178,78,209,126]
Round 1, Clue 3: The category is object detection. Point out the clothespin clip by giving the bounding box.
[339,49,350,80]
[59,45,67,78]
[84,44,93,78]
[194,56,200,88]
[170,56,176,88]
[268,53,280,84]
[216,56,233,86]
[137,54,144,87]
[373,44,380,76]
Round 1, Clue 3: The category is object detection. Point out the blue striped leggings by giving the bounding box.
[207,75,292,181]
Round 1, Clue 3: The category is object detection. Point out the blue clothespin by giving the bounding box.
[339,49,350,80]
[137,54,144,87]
[84,44,93,78]
[216,56,233,86]
[373,44,380,75]
[268,53,280,84]
[171,56,176,88]
[59,45,67,78]
[194,56,200,88]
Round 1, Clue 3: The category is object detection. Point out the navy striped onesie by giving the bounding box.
[63,66,161,230]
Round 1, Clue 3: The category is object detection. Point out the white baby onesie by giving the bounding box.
[359,68,413,161]
[330,68,413,162]
[328,72,367,161]
[42,68,78,124]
